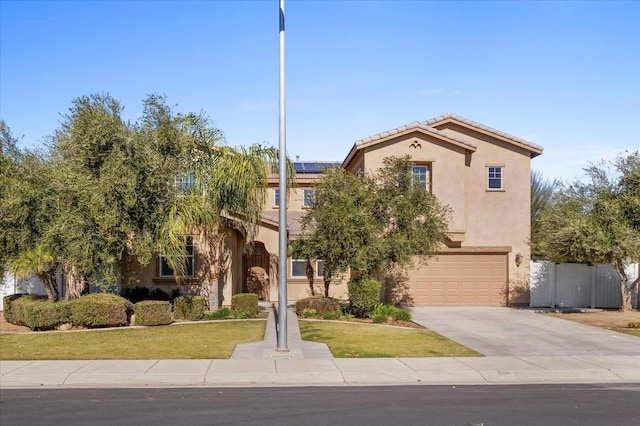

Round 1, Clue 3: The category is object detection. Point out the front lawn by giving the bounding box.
[0,321,265,360]
[299,320,481,358]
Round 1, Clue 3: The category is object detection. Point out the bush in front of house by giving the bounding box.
[3,294,70,330]
[348,277,381,318]
[173,296,205,321]
[202,307,232,320]
[295,297,340,317]
[3,294,44,325]
[231,293,260,318]
[369,304,412,323]
[22,300,71,330]
[68,293,133,328]
[133,301,173,326]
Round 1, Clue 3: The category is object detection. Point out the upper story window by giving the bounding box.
[159,236,194,277]
[274,189,280,207]
[411,164,430,191]
[487,166,503,190]
[303,189,314,207]
[175,171,196,192]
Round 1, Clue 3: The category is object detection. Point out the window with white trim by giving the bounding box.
[291,258,307,278]
[315,259,325,278]
[159,236,194,277]
[487,166,503,190]
[411,165,430,191]
[303,189,314,207]
[274,189,280,207]
[175,171,196,192]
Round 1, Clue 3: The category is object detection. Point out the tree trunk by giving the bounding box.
[64,265,85,300]
[305,260,315,296]
[37,269,59,302]
[613,260,632,311]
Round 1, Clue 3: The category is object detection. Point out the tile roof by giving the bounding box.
[353,121,477,150]
[423,113,544,154]
[261,210,306,236]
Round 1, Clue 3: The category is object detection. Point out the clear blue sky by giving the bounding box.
[1,0,638,182]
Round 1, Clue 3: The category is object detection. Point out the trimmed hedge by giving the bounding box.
[23,301,71,330]
[231,293,260,318]
[348,277,381,318]
[68,293,133,328]
[3,294,45,325]
[295,297,340,316]
[134,301,173,326]
[3,294,70,330]
[173,296,205,321]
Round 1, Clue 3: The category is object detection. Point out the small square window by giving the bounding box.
[175,171,196,192]
[291,259,307,278]
[303,189,314,207]
[488,167,503,190]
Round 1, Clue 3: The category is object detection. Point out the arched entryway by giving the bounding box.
[243,242,270,300]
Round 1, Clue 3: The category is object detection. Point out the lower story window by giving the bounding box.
[315,260,325,278]
[159,236,194,277]
[291,259,307,278]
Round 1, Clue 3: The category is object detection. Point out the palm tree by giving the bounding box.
[11,244,60,302]
[160,113,294,308]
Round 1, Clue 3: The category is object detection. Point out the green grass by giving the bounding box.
[617,328,640,337]
[300,320,481,358]
[0,321,265,360]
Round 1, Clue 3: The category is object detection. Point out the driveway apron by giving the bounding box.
[411,307,640,356]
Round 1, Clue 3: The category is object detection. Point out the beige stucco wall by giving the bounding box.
[352,125,534,304]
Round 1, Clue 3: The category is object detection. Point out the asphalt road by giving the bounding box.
[1,384,639,425]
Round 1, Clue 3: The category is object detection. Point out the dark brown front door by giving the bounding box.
[243,242,269,293]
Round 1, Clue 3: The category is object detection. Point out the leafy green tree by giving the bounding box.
[530,170,558,259]
[291,167,379,297]
[538,151,640,311]
[292,156,450,297]
[1,122,59,286]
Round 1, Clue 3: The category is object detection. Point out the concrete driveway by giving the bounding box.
[411,307,640,356]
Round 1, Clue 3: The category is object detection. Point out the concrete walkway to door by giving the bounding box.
[411,307,640,356]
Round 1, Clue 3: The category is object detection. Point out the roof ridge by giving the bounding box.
[422,113,543,153]
[354,121,476,149]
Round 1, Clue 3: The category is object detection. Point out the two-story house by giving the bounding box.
[125,113,542,307]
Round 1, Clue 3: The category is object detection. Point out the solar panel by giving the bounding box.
[293,162,341,173]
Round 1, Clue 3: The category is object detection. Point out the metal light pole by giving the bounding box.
[276,0,288,351]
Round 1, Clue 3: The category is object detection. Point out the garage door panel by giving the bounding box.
[408,252,508,306]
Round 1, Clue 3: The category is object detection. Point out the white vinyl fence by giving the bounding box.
[1,271,118,310]
[530,261,639,309]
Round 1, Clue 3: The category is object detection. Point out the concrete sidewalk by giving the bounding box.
[1,307,639,388]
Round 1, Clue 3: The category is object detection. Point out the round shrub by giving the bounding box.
[68,293,133,328]
[134,301,173,326]
[173,296,205,321]
[348,277,381,318]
